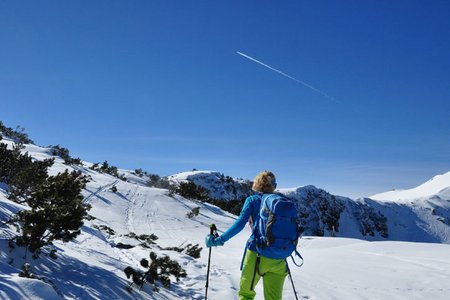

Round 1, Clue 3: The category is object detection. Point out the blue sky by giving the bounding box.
[1,1,449,198]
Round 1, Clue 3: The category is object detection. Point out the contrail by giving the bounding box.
[237,51,339,103]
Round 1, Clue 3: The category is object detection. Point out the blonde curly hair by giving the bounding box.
[252,171,276,193]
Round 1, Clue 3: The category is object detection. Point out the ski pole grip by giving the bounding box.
[210,223,217,236]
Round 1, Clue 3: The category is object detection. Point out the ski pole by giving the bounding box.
[287,261,299,300]
[205,223,218,300]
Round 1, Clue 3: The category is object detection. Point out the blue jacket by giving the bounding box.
[220,194,262,252]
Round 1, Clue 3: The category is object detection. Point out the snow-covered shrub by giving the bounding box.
[0,121,34,144]
[185,243,202,258]
[134,168,144,177]
[0,141,54,203]
[161,243,203,259]
[124,251,187,291]
[50,145,83,166]
[14,170,91,256]
[90,160,124,179]
[176,181,210,201]
[94,224,116,236]
[186,207,200,219]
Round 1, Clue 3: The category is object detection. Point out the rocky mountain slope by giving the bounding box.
[171,170,450,243]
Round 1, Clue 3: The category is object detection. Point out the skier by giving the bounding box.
[205,171,288,300]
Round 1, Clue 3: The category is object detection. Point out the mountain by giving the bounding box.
[371,171,450,202]
[1,134,450,299]
[170,170,450,244]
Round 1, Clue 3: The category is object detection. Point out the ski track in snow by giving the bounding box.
[83,180,119,205]
[125,185,139,234]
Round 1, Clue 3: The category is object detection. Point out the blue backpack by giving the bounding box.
[253,193,302,262]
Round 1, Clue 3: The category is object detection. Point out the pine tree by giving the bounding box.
[0,142,54,202]
[176,182,210,201]
[15,170,91,255]
[9,157,54,202]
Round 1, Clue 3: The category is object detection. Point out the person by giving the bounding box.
[205,171,288,300]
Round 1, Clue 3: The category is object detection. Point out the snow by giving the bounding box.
[371,171,450,202]
[1,139,450,299]
[296,237,450,300]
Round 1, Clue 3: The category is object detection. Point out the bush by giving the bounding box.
[8,158,55,202]
[161,243,202,259]
[123,232,159,248]
[147,174,160,187]
[14,170,91,256]
[49,249,58,259]
[50,144,83,166]
[186,207,200,219]
[90,160,123,179]
[176,182,209,201]
[207,198,244,216]
[90,163,99,170]
[93,225,116,236]
[101,161,119,177]
[124,251,187,291]
[147,174,174,190]
[138,233,158,242]
[0,121,34,144]
[51,145,71,161]
[0,141,54,203]
[134,169,144,177]
[116,243,135,249]
[185,244,202,259]
[19,263,35,278]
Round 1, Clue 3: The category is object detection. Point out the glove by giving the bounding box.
[205,234,224,248]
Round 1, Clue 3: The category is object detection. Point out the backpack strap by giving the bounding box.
[250,254,261,291]
[240,240,250,270]
[251,193,265,256]
[290,249,304,267]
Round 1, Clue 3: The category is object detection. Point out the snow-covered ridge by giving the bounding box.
[371,171,450,202]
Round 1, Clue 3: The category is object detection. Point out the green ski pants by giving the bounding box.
[239,249,288,300]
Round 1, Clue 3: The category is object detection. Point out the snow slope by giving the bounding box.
[1,138,450,299]
[371,171,450,202]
